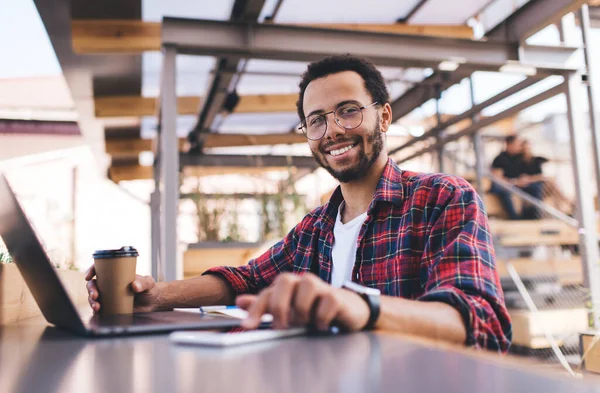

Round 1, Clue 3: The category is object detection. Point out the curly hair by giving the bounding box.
[296,54,390,122]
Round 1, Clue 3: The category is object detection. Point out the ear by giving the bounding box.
[380,103,392,133]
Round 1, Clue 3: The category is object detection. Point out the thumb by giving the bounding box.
[132,275,153,293]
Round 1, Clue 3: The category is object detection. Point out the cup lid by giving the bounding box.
[93,246,139,259]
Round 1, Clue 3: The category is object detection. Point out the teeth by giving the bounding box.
[329,144,354,156]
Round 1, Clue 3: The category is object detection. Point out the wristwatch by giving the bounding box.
[342,281,381,330]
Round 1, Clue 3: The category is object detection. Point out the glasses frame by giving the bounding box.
[298,101,379,141]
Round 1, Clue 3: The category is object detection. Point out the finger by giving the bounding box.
[84,265,96,281]
[132,275,154,293]
[269,275,299,329]
[86,279,99,300]
[236,294,256,311]
[314,291,341,331]
[242,289,272,330]
[88,296,100,313]
[292,276,323,326]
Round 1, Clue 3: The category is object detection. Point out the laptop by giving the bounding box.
[0,174,242,336]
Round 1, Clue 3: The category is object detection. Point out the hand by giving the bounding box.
[515,175,531,187]
[236,273,370,332]
[85,265,166,314]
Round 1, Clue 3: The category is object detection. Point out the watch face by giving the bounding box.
[342,281,381,296]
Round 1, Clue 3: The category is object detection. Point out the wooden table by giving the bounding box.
[1,316,599,393]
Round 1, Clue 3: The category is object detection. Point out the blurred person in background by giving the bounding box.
[521,139,574,216]
[490,135,528,220]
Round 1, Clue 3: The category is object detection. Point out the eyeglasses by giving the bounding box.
[299,102,379,141]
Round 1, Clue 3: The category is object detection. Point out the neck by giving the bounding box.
[339,154,388,222]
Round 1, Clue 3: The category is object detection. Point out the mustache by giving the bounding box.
[320,137,361,152]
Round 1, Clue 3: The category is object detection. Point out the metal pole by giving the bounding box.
[71,166,77,266]
[564,71,600,328]
[557,13,577,45]
[150,190,160,281]
[469,76,485,197]
[580,4,600,210]
[435,86,444,173]
[160,45,179,282]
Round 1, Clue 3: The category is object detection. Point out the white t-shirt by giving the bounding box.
[331,202,368,288]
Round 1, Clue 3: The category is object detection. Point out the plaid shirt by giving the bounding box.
[206,158,512,352]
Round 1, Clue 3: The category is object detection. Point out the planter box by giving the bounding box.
[580,331,600,374]
[0,263,88,325]
[183,241,275,279]
[509,308,589,349]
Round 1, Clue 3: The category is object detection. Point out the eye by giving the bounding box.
[339,106,360,118]
[309,116,325,127]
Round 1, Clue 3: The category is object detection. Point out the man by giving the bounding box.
[490,135,543,219]
[86,55,511,352]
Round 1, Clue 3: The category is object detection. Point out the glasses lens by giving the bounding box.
[335,104,363,129]
[304,114,327,140]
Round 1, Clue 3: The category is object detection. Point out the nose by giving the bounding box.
[324,115,346,140]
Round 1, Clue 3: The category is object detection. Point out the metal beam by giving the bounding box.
[395,83,564,163]
[159,45,179,282]
[388,0,582,145]
[161,18,522,69]
[192,0,265,135]
[486,0,587,43]
[580,4,600,212]
[390,72,465,122]
[389,76,541,156]
[469,76,485,197]
[399,0,429,23]
[180,154,318,169]
[564,71,600,328]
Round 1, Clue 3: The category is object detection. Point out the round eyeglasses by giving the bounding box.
[299,102,379,141]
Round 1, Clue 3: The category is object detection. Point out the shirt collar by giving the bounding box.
[318,158,405,227]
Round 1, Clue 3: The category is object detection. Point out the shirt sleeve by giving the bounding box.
[491,153,505,170]
[417,178,512,353]
[202,218,302,295]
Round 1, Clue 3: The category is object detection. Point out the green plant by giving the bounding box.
[0,250,13,264]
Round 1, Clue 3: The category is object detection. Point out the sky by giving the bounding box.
[0,0,62,79]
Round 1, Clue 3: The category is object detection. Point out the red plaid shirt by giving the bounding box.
[206,158,512,352]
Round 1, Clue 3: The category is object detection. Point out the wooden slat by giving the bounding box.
[108,164,302,182]
[72,20,161,53]
[184,248,257,276]
[72,20,474,54]
[183,166,296,178]
[292,23,474,39]
[108,165,153,182]
[203,133,306,148]
[510,308,588,348]
[496,257,583,285]
[489,218,580,247]
[94,94,297,117]
[105,133,307,157]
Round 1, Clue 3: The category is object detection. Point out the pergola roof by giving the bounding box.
[29,0,588,180]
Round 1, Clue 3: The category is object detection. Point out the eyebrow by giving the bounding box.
[305,100,362,119]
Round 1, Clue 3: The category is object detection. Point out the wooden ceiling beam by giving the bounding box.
[72,20,474,54]
[108,164,303,182]
[94,94,298,117]
[105,133,307,157]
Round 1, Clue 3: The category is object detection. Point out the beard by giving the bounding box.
[311,117,384,183]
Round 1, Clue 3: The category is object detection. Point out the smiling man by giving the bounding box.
[86,55,511,352]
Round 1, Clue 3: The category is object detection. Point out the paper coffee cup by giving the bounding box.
[92,246,138,315]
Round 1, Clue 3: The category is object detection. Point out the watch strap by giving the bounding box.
[360,292,380,330]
